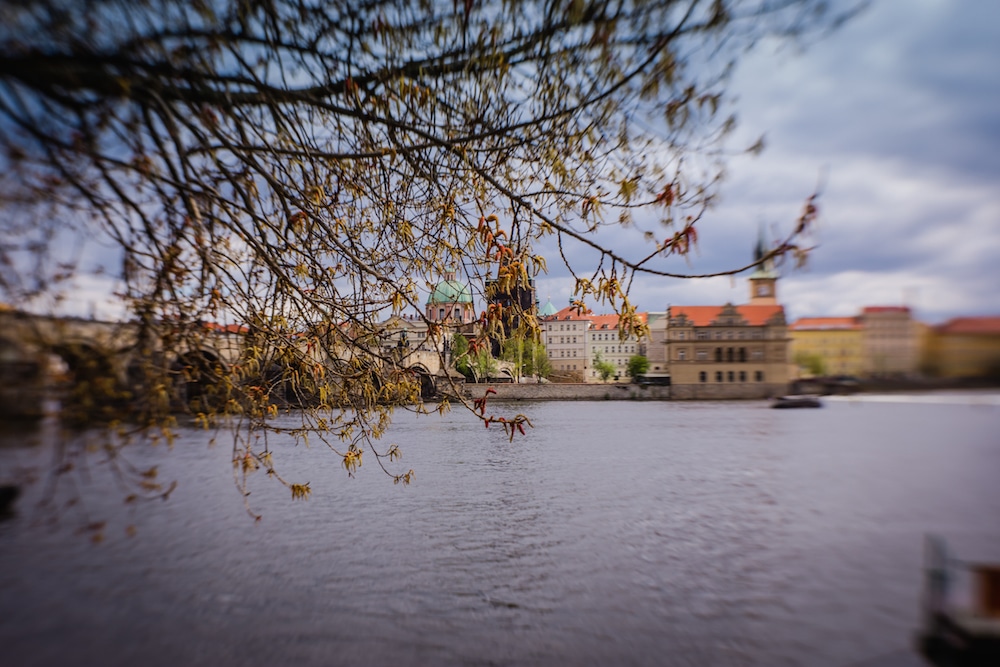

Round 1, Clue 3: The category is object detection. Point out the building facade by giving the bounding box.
[789,317,865,378]
[585,313,647,382]
[921,316,1000,379]
[660,238,790,398]
[541,305,590,381]
[859,306,920,376]
[541,306,650,382]
[663,303,790,398]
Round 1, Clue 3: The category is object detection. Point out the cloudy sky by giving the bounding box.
[34,0,999,326]
[536,0,1000,325]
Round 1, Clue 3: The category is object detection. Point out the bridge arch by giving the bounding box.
[171,348,229,412]
[406,363,436,400]
[46,339,127,420]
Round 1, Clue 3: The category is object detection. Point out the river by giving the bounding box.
[2,394,999,666]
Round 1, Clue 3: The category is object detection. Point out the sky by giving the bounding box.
[535,0,1000,325]
[31,0,1000,326]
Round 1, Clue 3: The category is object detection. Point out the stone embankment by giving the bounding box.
[452,382,671,401]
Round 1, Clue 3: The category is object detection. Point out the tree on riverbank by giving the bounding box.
[593,352,616,383]
[0,0,851,514]
[627,355,650,380]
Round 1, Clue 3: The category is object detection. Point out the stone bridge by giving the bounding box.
[0,309,513,419]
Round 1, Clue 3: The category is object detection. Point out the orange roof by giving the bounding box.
[790,317,861,331]
[589,314,618,330]
[544,305,593,321]
[669,304,784,327]
[935,317,1000,335]
[203,322,250,334]
[542,306,648,331]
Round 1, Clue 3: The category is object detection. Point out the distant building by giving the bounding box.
[540,305,650,382]
[585,312,648,382]
[484,276,537,355]
[540,304,591,382]
[789,317,865,378]
[426,268,475,324]
[645,311,669,375]
[859,306,920,376]
[921,316,1000,379]
[657,233,791,398]
[663,303,790,398]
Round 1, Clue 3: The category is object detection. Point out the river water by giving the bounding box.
[1,394,999,667]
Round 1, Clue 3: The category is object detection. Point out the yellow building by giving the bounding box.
[921,317,1000,379]
[663,303,790,398]
[789,317,864,378]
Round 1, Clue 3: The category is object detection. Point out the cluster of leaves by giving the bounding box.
[0,0,849,508]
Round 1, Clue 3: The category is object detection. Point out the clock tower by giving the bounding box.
[748,228,778,305]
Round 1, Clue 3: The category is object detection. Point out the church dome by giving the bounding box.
[427,279,473,305]
[538,297,558,317]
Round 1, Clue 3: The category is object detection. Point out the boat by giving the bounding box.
[770,395,822,409]
[917,535,1000,666]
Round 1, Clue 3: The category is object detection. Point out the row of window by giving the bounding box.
[673,330,768,340]
[699,371,765,383]
[548,339,638,356]
[676,347,766,362]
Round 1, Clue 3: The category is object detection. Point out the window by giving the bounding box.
[696,349,708,361]
[715,331,723,340]
[678,331,686,340]
[752,349,764,360]
[726,347,734,362]
[739,371,746,382]
[715,348,722,362]
[728,371,734,382]
[715,371,723,382]
[755,371,764,382]
[699,371,707,382]
[726,331,734,340]
[678,348,687,361]
[739,347,746,362]
[438,308,445,319]
[696,331,709,340]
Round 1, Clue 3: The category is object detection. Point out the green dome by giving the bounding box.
[427,279,473,305]
[538,297,558,317]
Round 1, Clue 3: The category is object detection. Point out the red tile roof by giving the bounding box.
[935,317,1000,335]
[669,305,784,327]
[544,305,593,321]
[589,314,619,330]
[203,322,250,334]
[790,317,861,331]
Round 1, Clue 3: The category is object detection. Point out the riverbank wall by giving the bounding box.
[453,382,672,401]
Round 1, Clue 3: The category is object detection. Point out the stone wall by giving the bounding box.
[668,383,786,400]
[454,382,671,401]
